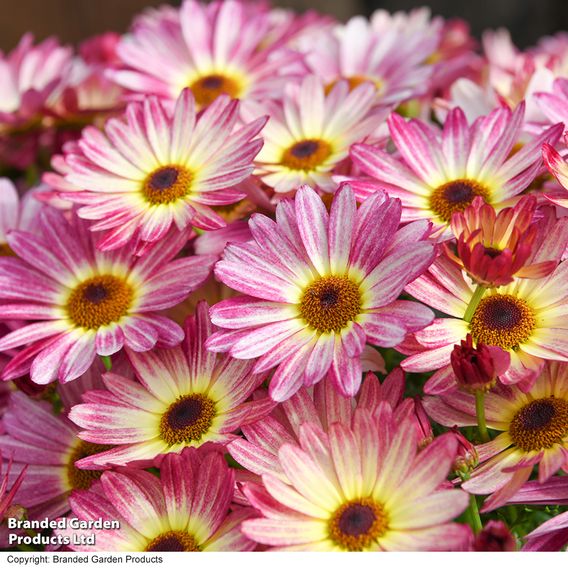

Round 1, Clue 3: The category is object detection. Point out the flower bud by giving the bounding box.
[450,334,510,392]
[473,521,516,551]
[449,427,478,477]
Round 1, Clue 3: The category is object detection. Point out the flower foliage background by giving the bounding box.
[0,0,568,554]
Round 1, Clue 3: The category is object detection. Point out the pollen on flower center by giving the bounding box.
[0,243,16,256]
[159,393,216,446]
[281,139,332,171]
[67,275,133,330]
[67,440,112,491]
[189,73,241,107]
[142,165,193,205]
[299,275,361,333]
[145,530,200,552]
[509,397,568,452]
[429,179,489,223]
[329,499,389,551]
[325,75,381,95]
[470,294,536,351]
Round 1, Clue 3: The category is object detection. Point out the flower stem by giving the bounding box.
[101,355,112,371]
[475,390,490,443]
[469,494,483,534]
[464,284,486,323]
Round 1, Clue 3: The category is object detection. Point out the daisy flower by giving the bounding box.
[299,11,438,106]
[109,0,301,107]
[403,212,568,390]
[350,104,563,232]
[207,184,437,400]
[249,75,383,194]
[229,368,411,480]
[56,447,256,551]
[0,392,112,524]
[68,301,273,467]
[0,34,73,125]
[0,208,215,384]
[424,361,568,512]
[241,409,470,551]
[47,88,266,252]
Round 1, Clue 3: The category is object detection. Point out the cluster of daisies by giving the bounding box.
[1,0,568,553]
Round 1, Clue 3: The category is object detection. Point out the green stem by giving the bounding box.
[101,355,112,372]
[464,284,486,323]
[469,494,483,534]
[475,390,490,443]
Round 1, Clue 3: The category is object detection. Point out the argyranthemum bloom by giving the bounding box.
[207,184,436,400]
[47,88,266,252]
[56,447,256,551]
[402,211,568,390]
[350,104,563,232]
[0,392,112,525]
[298,11,438,107]
[446,196,556,287]
[424,361,568,512]
[0,208,215,384]
[68,301,273,467]
[248,75,383,194]
[109,0,301,107]
[241,410,470,551]
[229,369,410,480]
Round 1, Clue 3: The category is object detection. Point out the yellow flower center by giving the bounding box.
[189,74,241,107]
[300,275,361,334]
[145,530,200,552]
[281,139,332,172]
[159,393,216,446]
[470,294,536,351]
[328,499,389,551]
[67,275,133,330]
[0,242,16,256]
[142,165,193,205]
[67,440,112,491]
[509,397,568,452]
[325,75,381,95]
[429,179,489,223]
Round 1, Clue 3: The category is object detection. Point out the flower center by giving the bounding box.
[0,243,16,256]
[329,499,389,551]
[67,440,112,491]
[189,73,241,107]
[281,139,332,172]
[67,275,133,330]
[159,393,216,446]
[509,397,568,452]
[299,275,361,333]
[470,294,535,351]
[325,75,381,95]
[429,179,489,223]
[142,165,193,205]
[145,530,200,552]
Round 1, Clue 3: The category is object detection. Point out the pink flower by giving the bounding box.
[47,88,266,252]
[68,302,274,466]
[109,0,302,107]
[447,196,556,287]
[350,105,563,233]
[56,447,256,551]
[0,208,215,384]
[208,184,436,400]
[241,409,470,551]
[424,361,568,512]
